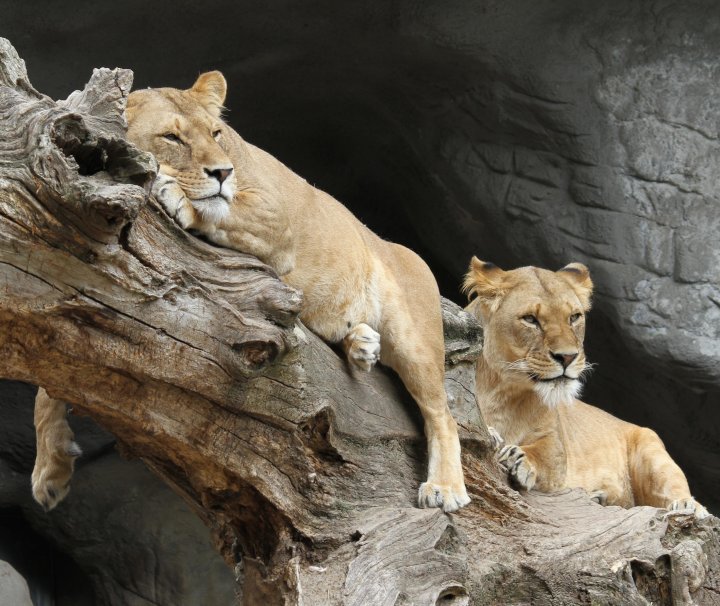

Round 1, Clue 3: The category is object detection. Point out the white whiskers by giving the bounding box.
[502,359,530,374]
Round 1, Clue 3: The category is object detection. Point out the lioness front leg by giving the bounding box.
[343,323,381,372]
[153,173,199,229]
[32,389,82,511]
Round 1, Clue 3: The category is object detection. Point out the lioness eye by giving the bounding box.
[522,315,539,326]
[570,312,583,324]
[212,129,221,140]
[163,133,182,143]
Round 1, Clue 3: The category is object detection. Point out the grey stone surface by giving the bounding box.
[0,560,33,606]
[0,0,717,582]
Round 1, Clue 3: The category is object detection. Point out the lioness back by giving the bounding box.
[464,258,707,517]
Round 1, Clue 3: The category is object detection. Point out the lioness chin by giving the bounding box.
[32,72,469,513]
[464,257,708,517]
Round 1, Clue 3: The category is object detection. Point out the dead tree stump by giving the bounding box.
[0,38,718,605]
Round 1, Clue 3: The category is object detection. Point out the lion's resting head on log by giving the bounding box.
[464,258,708,517]
[126,72,236,225]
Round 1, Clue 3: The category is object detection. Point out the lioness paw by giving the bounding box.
[589,490,608,506]
[343,323,381,372]
[153,174,196,229]
[498,444,537,491]
[667,497,711,520]
[418,481,471,513]
[31,440,82,512]
[487,426,505,451]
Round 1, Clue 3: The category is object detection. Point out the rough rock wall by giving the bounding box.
[1,0,718,596]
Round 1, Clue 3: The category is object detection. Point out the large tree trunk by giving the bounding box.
[1,38,718,605]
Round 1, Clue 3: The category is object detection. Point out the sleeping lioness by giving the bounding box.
[464,257,708,516]
[32,72,469,513]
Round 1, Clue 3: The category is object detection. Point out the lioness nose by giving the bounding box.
[550,351,577,369]
[205,167,233,184]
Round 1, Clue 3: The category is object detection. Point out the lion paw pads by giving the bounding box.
[344,323,381,372]
[418,482,471,513]
[497,444,536,491]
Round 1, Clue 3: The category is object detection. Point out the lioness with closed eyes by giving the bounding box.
[32,72,469,513]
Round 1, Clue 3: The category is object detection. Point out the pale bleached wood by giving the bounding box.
[1,37,718,605]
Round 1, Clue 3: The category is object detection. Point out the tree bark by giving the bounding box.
[1,37,718,605]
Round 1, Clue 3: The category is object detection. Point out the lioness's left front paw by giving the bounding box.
[153,174,196,229]
[498,444,537,491]
[418,481,471,513]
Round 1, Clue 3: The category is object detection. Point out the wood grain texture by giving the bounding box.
[1,37,718,605]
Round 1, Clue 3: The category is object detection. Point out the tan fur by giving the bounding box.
[32,72,470,512]
[31,389,81,510]
[465,258,707,516]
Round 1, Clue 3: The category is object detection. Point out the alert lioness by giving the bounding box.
[464,258,707,516]
[32,72,469,513]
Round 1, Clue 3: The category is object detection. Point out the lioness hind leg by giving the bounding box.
[32,389,82,511]
[629,427,708,517]
[380,323,469,512]
[343,323,381,372]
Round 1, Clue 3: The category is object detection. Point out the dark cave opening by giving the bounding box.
[0,507,95,606]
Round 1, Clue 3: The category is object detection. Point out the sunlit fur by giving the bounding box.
[464,258,708,517]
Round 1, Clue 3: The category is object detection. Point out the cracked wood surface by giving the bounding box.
[1,37,719,605]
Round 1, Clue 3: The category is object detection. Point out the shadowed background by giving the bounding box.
[1,1,719,603]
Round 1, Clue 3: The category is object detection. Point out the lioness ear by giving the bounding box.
[189,71,227,117]
[463,257,509,319]
[557,262,593,310]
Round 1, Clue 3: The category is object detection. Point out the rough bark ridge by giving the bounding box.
[0,38,718,605]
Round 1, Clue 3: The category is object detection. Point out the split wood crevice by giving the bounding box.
[0,38,718,605]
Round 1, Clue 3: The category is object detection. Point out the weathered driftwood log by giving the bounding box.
[1,38,718,605]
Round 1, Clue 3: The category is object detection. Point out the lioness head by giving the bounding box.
[126,71,236,221]
[464,258,593,407]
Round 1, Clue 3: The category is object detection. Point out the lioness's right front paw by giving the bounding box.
[497,444,537,491]
[31,441,82,511]
[153,174,196,229]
